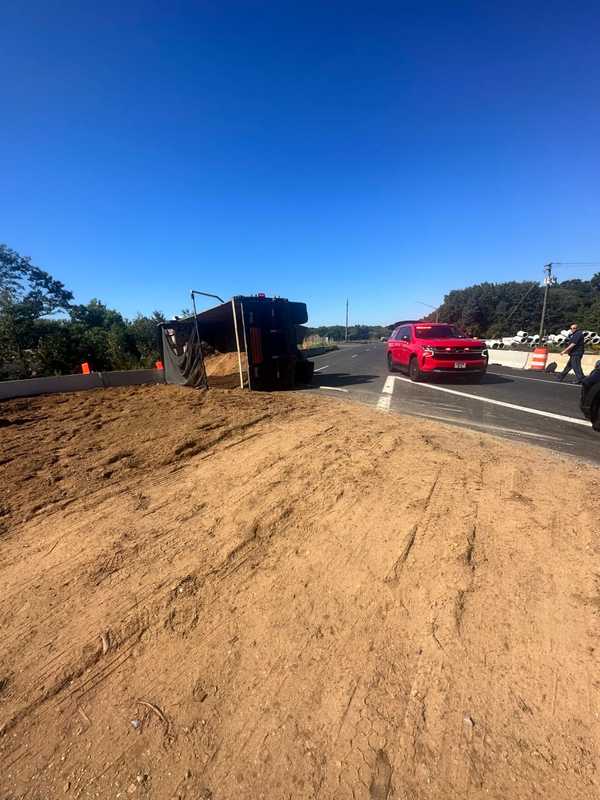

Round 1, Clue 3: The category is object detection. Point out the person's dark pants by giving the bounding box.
[560,353,584,381]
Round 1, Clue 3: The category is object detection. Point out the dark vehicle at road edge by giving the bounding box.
[581,364,600,431]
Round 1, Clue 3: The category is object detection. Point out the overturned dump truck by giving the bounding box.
[159,295,314,391]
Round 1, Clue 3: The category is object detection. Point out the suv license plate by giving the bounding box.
[454,362,466,369]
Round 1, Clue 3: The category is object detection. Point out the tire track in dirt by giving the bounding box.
[1,411,368,785]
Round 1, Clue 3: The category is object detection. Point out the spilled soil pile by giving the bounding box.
[1,384,599,800]
[203,351,247,377]
[203,351,247,388]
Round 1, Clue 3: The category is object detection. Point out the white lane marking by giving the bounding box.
[382,376,395,394]
[351,354,358,358]
[312,348,351,358]
[314,365,329,372]
[319,386,349,393]
[375,374,396,411]
[409,411,568,441]
[392,376,591,427]
[488,370,579,387]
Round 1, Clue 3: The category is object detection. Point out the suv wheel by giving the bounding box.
[387,352,396,372]
[409,357,423,382]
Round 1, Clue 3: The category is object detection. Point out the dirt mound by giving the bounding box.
[1,385,600,799]
[203,351,248,388]
[203,351,247,378]
[0,384,263,528]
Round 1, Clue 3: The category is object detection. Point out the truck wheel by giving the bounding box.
[409,357,423,382]
[387,352,396,373]
[295,359,314,384]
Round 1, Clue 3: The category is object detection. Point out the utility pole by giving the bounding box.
[538,263,556,343]
[345,298,349,342]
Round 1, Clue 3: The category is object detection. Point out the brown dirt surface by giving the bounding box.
[1,384,600,800]
[203,351,247,389]
[203,351,247,378]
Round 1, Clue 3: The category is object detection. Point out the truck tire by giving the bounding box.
[295,359,314,384]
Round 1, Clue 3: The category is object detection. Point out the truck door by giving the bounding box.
[389,328,402,366]
[396,325,411,368]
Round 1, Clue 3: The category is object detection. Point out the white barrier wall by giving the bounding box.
[583,354,599,372]
[100,369,164,388]
[0,372,103,400]
[0,369,164,401]
[487,350,530,369]
[542,354,599,373]
[488,350,598,373]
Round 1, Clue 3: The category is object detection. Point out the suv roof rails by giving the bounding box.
[388,319,420,330]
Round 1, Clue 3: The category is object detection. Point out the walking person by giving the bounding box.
[558,323,586,383]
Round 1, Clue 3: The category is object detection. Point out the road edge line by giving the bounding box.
[392,376,590,427]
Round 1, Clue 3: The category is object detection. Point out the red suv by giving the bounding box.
[387,321,488,381]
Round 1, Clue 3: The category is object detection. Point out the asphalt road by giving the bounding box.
[306,342,599,463]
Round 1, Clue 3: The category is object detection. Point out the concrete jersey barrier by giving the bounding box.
[487,350,530,369]
[0,369,165,401]
[536,353,598,373]
[488,349,598,374]
[100,369,165,388]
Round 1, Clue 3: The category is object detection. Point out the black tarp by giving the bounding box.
[161,320,208,388]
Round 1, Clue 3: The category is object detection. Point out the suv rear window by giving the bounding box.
[414,324,463,339]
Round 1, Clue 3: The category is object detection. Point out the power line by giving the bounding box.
[549,261,600,274]
[415,300,439,322]
[504,281,540,324]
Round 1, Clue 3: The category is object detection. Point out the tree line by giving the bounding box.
[430,276,600,338]
[0,244,164,380]
[298,273,600,344]
[299,276,600,343]
[4,242,600,380]
[298,324,390,342]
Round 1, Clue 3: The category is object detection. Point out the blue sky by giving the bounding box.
[2,1,600,325]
